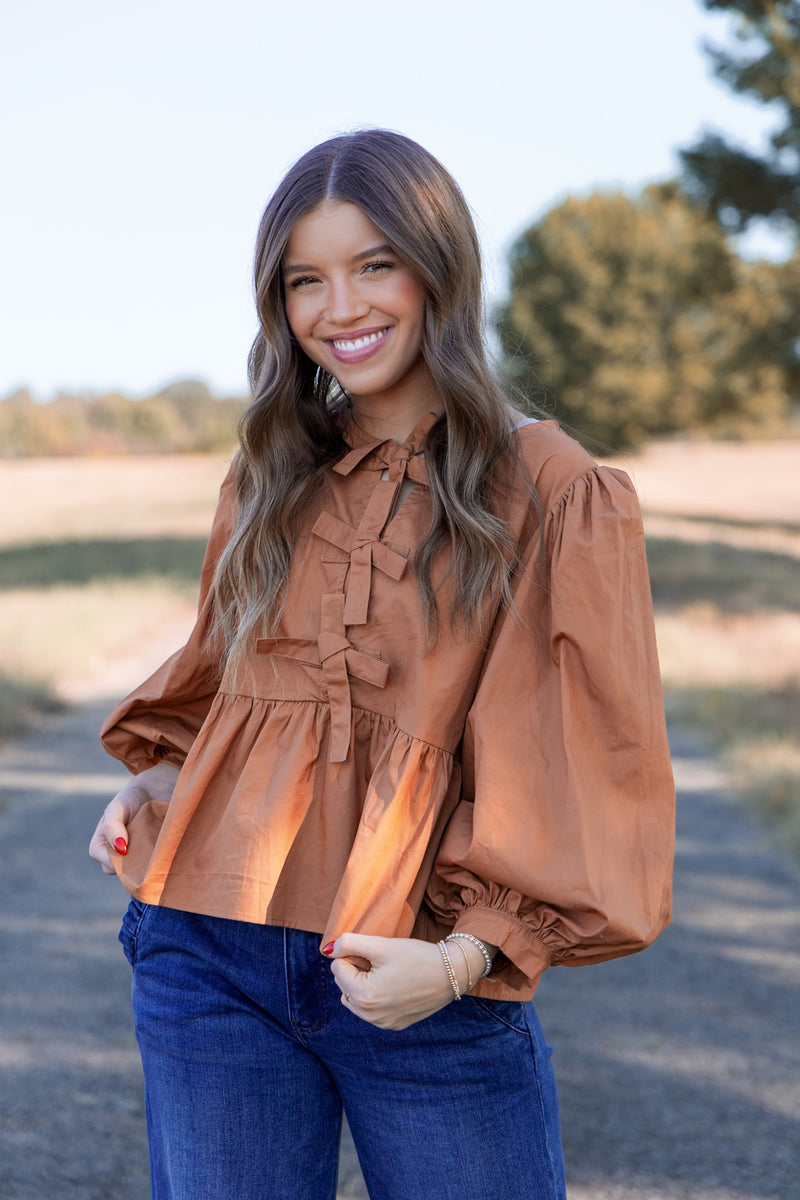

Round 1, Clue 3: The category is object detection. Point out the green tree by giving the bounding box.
[680,0,800,235]
[496,184,789,450]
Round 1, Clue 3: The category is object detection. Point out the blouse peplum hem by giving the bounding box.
[111,691,461,940]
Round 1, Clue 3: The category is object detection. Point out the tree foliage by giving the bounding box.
[0,379,246,457]
[496,184,790,451]
[680,0,800,234]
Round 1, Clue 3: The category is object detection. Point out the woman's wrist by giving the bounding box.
[136,761,181,803]
[442,934,497,995]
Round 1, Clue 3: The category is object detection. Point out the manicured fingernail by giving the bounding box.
[113,837,128,855]
[321,942,335,956]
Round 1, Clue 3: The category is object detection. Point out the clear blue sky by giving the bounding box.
[1,0,777,400]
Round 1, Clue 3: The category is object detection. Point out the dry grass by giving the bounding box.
[655,608,800,688]
[2,439,799,847]
[0,454,231,547]
[0,674,64,738]
[0,455,229,719]
[664,682,800,853]
[0,582,200,705]
[732,741,800,854]
[607,439,800,849]
[606,437,800,524]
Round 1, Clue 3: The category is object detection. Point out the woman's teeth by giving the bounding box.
[332,329,388,351]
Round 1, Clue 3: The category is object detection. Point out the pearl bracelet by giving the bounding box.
[437,940,461,1000]
[448,936,474,993]
[444,932,493,979]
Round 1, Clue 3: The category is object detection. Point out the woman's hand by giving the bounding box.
[323,933,491,1030]
[89,761,180,875]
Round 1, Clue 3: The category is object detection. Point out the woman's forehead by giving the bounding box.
[284,202,388,264]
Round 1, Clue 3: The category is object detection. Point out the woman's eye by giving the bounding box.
[288,274,318,289]
[363,260,394,275]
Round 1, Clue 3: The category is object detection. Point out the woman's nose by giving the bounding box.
[327,278,370,325]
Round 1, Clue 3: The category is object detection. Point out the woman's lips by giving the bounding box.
[325,326,392,364]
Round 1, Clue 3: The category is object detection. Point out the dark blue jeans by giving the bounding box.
[120,899,566,1200]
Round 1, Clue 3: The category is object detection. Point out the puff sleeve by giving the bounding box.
[99,465,235,775]
[425,465,675,994]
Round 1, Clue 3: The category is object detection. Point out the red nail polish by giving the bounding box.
[113,837,128,855]
[321,942,335,956]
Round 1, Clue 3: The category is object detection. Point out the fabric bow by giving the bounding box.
[257,594,389,763]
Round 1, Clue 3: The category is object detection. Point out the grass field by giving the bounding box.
[2,440,798,849]
[0,455,229,703]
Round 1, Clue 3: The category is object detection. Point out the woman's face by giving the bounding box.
[282,201,431,410]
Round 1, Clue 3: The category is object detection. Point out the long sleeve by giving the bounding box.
[425,464,675,994]
[99,465,235,775]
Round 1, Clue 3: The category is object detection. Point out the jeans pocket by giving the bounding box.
[464,995,531,1035]
[118,896,150,967]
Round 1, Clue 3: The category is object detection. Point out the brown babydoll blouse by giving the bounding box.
[100,413,675,1000]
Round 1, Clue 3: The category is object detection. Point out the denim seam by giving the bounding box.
[283,928,332,1038]
[121,899,150,968]
[466,996,529,1036]
[293,956,332,1035]
[133,900,151,944]
[521,1008,565,1200]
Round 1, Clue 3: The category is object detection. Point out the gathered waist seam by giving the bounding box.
[211,691,456,756]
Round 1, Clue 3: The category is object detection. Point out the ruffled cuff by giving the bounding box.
[452,904,554,994]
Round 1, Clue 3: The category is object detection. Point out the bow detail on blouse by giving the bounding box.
[314,419,435,629]
[257,593,389,763]
[332,438,430,486]
[312,512,409,627]
[260,414,439,762]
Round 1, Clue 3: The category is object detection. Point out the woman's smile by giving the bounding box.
[326,324,393,363]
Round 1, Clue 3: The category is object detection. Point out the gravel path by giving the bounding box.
[0,707,798,1200]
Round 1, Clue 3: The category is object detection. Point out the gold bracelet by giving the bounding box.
[445,932,493,979]
[437,940,461,1001]
[448,936,473,993]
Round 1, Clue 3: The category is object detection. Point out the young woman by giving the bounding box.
[90,129,675,1200]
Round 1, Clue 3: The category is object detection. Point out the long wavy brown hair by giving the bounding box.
[213,129,537,673]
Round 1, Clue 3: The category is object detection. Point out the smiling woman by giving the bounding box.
[282,202,435,426]
[89,128,674,1200]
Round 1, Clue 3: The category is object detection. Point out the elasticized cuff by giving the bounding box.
[152,745,188,771]
[453,905,554,990]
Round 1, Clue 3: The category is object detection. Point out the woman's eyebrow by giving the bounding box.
[352,243,395,262]
[282,244,396,275]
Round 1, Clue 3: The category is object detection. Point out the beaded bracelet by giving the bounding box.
[444,932,493,979]
[448,936,474,993]
[437,940,461,1000]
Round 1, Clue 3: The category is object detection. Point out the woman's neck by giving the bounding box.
[349,384,444,444]
[347,356,443,444]
[349,404,440,445]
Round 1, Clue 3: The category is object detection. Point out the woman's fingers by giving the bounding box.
[326,934,378,992]
[88,794,136,872]
[90,762,181,876]
[323,935,455,1029]
[323,931,386,963]
[88,817,126,872]
[88,819,119,873]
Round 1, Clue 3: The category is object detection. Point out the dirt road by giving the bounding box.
[0,706,798,1200]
